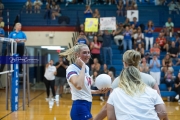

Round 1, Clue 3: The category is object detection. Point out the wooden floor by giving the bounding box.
[0,90,180,120]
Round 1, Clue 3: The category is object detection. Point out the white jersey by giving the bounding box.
[107,87,164,120]
[44,65,56,80]
[111,72,156,89]
[66,64,92,102]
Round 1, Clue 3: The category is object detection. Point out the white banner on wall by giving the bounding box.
[127,10,139,22]
[100,17,116,30]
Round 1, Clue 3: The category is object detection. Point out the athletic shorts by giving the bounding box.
[55,77,67,86]
[70,100,92,120]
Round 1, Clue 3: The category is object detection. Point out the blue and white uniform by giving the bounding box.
[66,64,92,120]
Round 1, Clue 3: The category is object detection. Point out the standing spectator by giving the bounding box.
[34,0,43,13]
[150,43,161,56]
[149,53,161,85]
[0,1,4,17]
[25,0,33,14]
[9,23,27,73]
[51,1,61,20]
[93,9,100,18]
[161,54,173,73]
[165,18,174,37]
[0,17,4,28]
[117,0,124,16]
[139,57,149,73]
[168,0,179,15]
[44,60,57,100]
[156,32,169,52]
[91,58,101,73]
[113,23,124,48]
[123,26,132,52]
[134,28,144,48]
[90,36,101,63]
[101,30,113,65]
[54,56,69,98]
[75,32,89,45]
[145,20,154,51]
[84,5,93,20]
[175,72,180,102]
[136,43,144,58]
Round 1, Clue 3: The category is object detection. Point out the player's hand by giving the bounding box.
[76,57,85,68]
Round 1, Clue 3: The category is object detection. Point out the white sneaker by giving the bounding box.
[175,95,179,100]
[100,96,105,102]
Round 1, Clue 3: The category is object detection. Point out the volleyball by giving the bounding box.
[95,74,112,89]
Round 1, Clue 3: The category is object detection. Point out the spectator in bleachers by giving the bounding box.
[51,1,61,20]
[90,36,101,63]
[0,24,4,37]
[0,17,4,28]
[101,30,113,65]
[44,3,51,19]
[93,9,100,18]
[79,24,85,33]
[150,43,160,57]
[0,1,4,17]
[34,0,43,13]
[108,71,115,82]
[91,58,101,74]
[161,54,173,73]
[168,0,179,14]
[164,68,174,91]
[130,0,138,10]
[156,32,169,52]
[136,43,145,58]
[139,57,149,73]
[174,72,180,102]
[117,0,124,16]
[134,28,144,49]
[113,23,124,48]
[91,71,105,101]
[165,18,174,37]
[168,41,180,65]
[25,0,33,14]
[123,26,132,52]
[175,34,180,51]
[131,17,139,29]
[123,18,130,28]
[100,64,109,74]
[149,52,161,85]
[145,20,154,51]
[86,0,92,5]
[84,5,93,20]
[75,32,89,45]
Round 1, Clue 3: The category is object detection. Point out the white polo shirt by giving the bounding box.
[66,64,92,102]
[44,65,56,80]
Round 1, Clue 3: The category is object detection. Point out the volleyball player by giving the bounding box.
[94,50,166,120]
[60,44,109,120]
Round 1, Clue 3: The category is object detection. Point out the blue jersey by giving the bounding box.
[0,28,5,36]
[9,31,27,45]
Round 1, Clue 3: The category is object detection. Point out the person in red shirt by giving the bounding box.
[156,32,169,52]
[150,43,160,57]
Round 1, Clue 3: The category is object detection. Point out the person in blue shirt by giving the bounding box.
[9,23,27,73]
[123,26,132,53]
[75,32,89,45]
[130,17,139,28]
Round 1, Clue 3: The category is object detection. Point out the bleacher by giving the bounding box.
[2,1,180,100]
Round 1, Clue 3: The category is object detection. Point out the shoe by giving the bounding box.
[175,95,179,100]
[100,96,105,102]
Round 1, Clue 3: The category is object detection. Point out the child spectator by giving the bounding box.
[139,57,149,73]
[34,0,42,13]
[145,20,154,51]
[25,0,33,14]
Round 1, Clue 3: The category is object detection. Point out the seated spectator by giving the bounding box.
[161,54,173,73]
[117,0,124,16]
[136,43,144,58]
[150,43,160,56]
[79,24,84,33]
[139,57,149,73]
[145,20,154,51]
[168,0,179,15]
[91,71,105,101]
[108,71,115,82]
[91,58,101,73]
[123,18,131,28]
[164,68,174,91]
[34,0,42,13]
[25,0,33,14]
[75,32,89,45]
[0,17,4,28]
[90,35,101,63]
[175,34,180,51]
[168,41,180,65]
[123,26,132,52]
[129,1,138,10]
[113,23,124,48]
[84,5,93,20]
[51,1,61,20]
[130,24,137,44]
[134,28,144,48]
[0,1,4,17]
[100,64,109,74]
[175,72,180,102]
[93,9,100,18]
[165,18,174,36]
[131,17,139,29]
[149,53,161,85]
[156,32,169,52]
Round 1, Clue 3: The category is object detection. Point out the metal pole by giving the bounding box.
[26,64,30,107]
[6,74,9,110]
[23,63,26,110]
